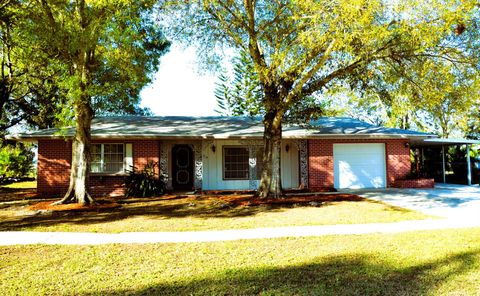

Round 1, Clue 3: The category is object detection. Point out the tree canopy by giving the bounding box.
[23,0,170,204]
[165,0,479,197]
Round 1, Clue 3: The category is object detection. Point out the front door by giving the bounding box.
[172,145,194,190]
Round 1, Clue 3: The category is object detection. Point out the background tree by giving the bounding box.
[1,0,66,135]
[0,143,34,182]
[166,0,478,198]
[25,0,169,204]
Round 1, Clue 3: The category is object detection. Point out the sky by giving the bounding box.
[139,44,219,116]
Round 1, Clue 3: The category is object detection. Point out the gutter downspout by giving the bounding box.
[442,145,446,184]
[467,144,472,186]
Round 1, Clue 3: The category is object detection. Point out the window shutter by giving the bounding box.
[125,143,133,172]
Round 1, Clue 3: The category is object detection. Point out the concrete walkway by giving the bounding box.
[1,217,480,246]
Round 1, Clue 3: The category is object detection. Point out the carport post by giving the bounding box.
[467,144,472,186]
[442,145,446,183]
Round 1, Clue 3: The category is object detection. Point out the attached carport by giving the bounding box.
[410,138,480,186]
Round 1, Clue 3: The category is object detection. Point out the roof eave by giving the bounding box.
[8,133,435,141]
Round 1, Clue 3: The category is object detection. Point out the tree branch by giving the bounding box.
[283,39,336,110]
[244,0,269,85]
[301,58,365,98]
[39,0,58,32]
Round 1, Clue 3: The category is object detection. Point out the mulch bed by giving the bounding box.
[216,193,364,206]
[28,199,120,212]
[25,192,364,212]
[200,187,335,195]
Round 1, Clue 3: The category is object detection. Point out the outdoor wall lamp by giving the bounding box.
[211,144,216,153]
[285,144,290,152]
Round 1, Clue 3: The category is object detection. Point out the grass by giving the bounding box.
[1,228,480,295]
[0,193,431,232]
[1,180,37,189]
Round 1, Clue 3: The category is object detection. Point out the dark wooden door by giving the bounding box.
[172,145,193,190]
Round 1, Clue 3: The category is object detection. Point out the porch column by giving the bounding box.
[441,145,446,183]
[239,140,263,190]
[467,144,472,186]
[160,142,170,189]
[298,140,309,188]
[248,147,257,190]
[192,141,203,190]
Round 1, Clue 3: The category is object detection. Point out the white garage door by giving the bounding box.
[333,143,386,189]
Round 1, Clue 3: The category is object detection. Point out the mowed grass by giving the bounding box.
[1,181,37,189]
[2,228,480,295]
[0,193,431,232]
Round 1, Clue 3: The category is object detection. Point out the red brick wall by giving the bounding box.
[37,139,160,197]
[133,140,160,174]
[37,140,72,195]
[89,176,125,196]
[308,139,411,189]
[392,178,434,188]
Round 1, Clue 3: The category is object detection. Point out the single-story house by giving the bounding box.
[12,116,445,196]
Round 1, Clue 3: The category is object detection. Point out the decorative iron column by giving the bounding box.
[160,141,169,184]
[190,141,203,190]
[240,140,263,190]
[249,148,258,190]
[293,139,309,188]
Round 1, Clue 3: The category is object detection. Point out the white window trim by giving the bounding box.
[91,143,131,175]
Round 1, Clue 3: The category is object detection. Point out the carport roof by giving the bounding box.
[10,116,435,141]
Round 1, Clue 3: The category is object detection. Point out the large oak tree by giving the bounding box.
[165,0,478,198]
[26,0,169,204]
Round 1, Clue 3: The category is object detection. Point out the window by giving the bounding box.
[91,144,125,173]
[223,147,249,180]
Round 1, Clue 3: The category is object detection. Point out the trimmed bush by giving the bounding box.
[124,161,165,197]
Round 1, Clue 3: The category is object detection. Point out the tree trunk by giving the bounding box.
[52,99,94,205]
[258,112,283,198]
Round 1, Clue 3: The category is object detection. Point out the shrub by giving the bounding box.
[124,161,165,197]
[0,143,35,183]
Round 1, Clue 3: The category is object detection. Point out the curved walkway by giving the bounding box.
[1,217,480,246]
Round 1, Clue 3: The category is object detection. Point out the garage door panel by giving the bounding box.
[334,143,386,189]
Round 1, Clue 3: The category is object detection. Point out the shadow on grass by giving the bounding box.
[0,192,408,231]
[83,249,479,296]
[0,196,321,231]
[0,187,37,202]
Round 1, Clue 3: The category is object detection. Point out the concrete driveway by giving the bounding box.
[341,183,480,220]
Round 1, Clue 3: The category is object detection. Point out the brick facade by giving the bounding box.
[133,140,160,174]
[37,138,412,196]
[392,178,435,188]
[308,139,411,189]
[37,139,161,196]
[37,139,72,196]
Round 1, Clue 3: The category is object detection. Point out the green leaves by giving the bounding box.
[23,0,170,122]
[0,143,34,182]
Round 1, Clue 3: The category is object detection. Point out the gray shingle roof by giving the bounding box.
[11,116,435,140]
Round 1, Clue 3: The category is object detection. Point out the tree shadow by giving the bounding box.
[0,196,307,230]
[0,194,410,231]
[0,187,37,202]
[81,249,479,295]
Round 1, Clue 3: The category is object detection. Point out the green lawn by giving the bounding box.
[2,228,480,295]
[1,180,37,189]
[0,193,431,232]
